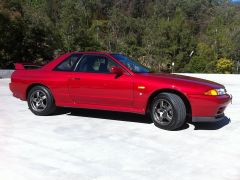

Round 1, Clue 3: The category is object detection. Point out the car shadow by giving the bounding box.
[53,108,231,130]
[54,107,153,124]
[188,116,231,130]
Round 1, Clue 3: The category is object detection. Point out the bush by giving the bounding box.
[216,58,234,74]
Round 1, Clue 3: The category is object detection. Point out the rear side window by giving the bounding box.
[54,54,82,71]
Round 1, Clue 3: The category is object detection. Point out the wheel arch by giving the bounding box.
[26,83,52,99]
[146,89,192,118]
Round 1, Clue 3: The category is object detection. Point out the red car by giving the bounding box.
[9,52,232,130]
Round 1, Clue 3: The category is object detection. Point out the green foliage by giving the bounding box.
[216,58,234,74]
[0,0,239,73]
[184,43,217,73]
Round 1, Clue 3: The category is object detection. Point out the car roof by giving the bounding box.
[70,51,112,55]
[69,51,124,56]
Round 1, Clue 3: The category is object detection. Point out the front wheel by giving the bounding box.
[150,93,186,130]
[27,85,56,116]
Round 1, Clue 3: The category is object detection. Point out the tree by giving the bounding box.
[184,43,217,73]
[0,0,24,67]
[0,0,240,73]
[57,0,99,51]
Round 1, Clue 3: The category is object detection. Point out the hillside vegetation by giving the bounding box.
[0,0,240,73]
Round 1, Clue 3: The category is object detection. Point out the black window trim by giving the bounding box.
[73,54,129,74]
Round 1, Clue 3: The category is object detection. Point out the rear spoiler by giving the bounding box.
[14,63,42,70]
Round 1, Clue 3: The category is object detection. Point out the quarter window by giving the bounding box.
[54,54,82,71]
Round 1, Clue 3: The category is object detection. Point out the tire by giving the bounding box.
[150,93,186,130]
[27,85,56,116]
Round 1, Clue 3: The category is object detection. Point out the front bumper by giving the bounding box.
[188,93,232,123]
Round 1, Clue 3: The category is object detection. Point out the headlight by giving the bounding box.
[204,88,226,96]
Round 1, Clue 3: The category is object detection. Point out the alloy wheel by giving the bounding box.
[30,90,47,112]
[152,99,174,125]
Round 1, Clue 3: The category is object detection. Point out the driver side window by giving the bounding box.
[75,55,120,73]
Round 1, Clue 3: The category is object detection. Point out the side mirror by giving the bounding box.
[111,66,123,77]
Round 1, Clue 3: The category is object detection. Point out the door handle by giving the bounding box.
[72,77,80,80]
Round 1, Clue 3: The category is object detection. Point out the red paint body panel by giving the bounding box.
[188,94,231,116]
[9,52,231,120]
[68,73,133,107]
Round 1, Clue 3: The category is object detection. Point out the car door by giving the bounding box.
[68,54,134,108]
[48,54,83,105]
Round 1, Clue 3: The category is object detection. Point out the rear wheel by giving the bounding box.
[150,93,186,130]
[27,86,56,116]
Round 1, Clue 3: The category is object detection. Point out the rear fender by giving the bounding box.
[14,63,25,70]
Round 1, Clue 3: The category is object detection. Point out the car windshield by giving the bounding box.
[111,54,151,73]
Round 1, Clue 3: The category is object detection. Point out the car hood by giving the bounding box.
[139,73,224,89]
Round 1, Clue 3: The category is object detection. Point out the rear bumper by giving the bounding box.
[192,113,225,122]
[9,82,17,98]
[9,82,26,100]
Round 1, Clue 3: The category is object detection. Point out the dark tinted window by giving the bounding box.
[54,54,82,71]
[76,55,119,73]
